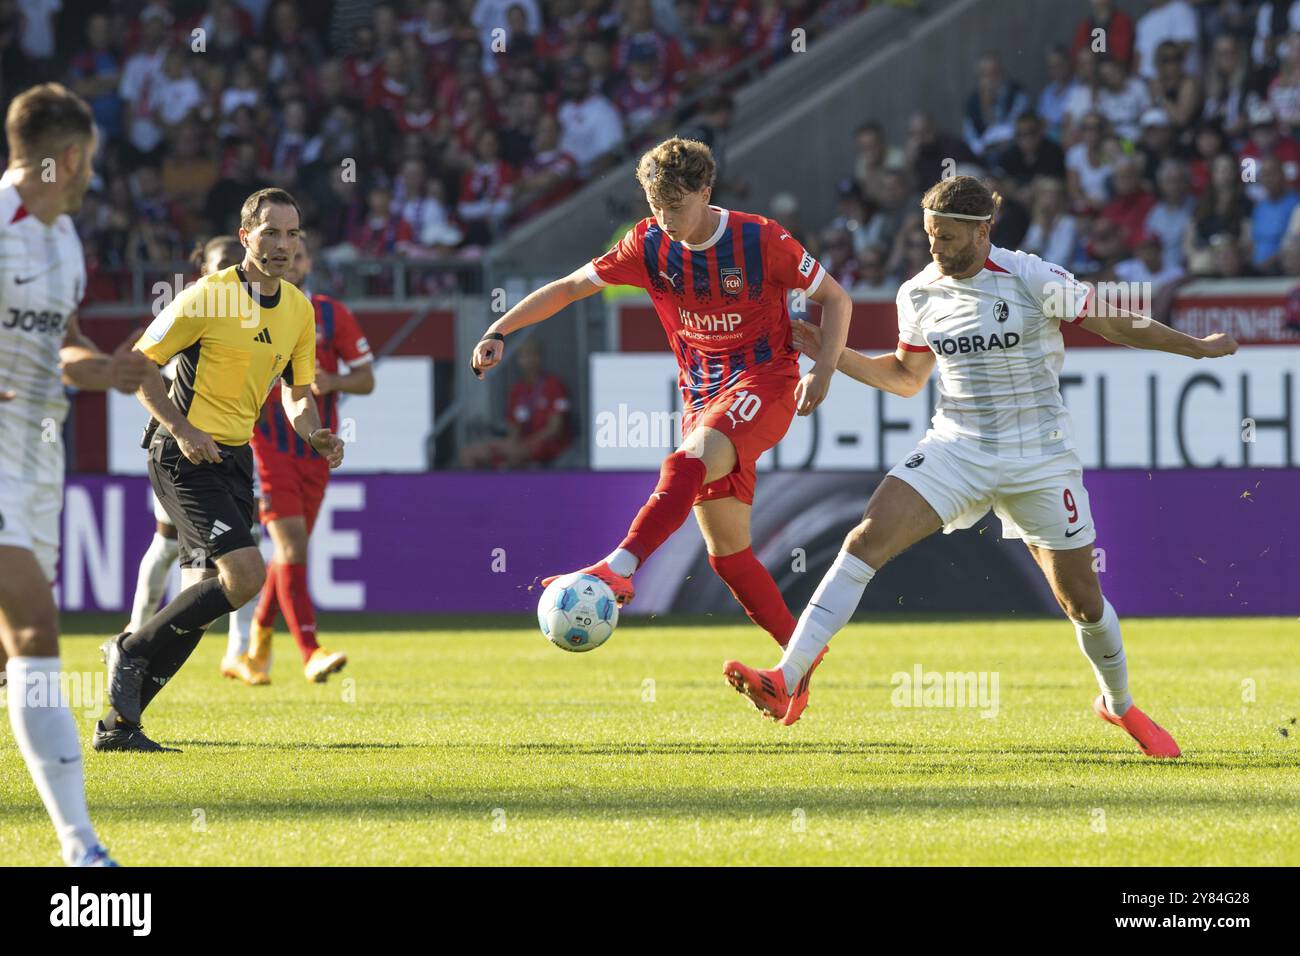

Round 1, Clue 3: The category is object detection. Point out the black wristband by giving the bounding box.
[482,332,505,343]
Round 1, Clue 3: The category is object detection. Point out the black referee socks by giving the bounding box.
[138,631,205,715]
[123,577,237,661]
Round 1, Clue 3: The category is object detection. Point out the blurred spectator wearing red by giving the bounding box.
[351,183,414,255]
[1071,0,1135,69]
[1100,156,1156,248]
[1239,104,1300,201]
[460,339,572,470]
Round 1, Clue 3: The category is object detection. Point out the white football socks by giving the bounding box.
[604,548,640,578]
[226,596,255,659]
[778,551,876,688]
[128,532,179,632]
[227,522,262,658]
[6,657,100,865]
[1073,598,1132,716]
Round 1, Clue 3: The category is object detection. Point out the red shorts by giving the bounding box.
[682,368,798,505]
[256,450,330,530]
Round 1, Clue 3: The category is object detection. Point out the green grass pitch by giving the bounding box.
[3,614,1297,866]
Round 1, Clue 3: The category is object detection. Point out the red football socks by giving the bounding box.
[619,451,708,563]
[275,562,319,661]
[253,561,280,629]
[709,547,796,647]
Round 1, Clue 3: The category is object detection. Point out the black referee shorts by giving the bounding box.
[148,433,257,569]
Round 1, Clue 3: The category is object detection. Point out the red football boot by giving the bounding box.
[723,660,791,720]
[542,561,635,605]
[781,647,828,726]
[1093,694,1181,758]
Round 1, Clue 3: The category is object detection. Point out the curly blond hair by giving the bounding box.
[636,138,717,206]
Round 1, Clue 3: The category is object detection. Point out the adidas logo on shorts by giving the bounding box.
[209,520,232,540]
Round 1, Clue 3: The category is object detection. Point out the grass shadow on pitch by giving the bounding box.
[159,740,422,750]
[117,737,1297,772]
[80,781,1300,822]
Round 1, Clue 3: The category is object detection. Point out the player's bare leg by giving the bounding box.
[726,477,942,723]
[696,496,796,647]
[0,546,113,865]
[1026,543,1180,758]
[543,425,737,605]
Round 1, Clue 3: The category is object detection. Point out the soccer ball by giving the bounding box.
[537,572,619,652]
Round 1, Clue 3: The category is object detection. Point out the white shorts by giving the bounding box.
[887,431,1097,551]
[0,476,63,581]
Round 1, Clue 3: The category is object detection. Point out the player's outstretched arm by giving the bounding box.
[58,313,152,392]
[313,362,374,398]
[792,319,933,397]
[281,381,345,468]
[471,268,601,378]
[1080,304,1238,358]
[794,275,853,415]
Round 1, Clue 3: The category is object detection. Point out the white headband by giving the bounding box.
[923,208,992,221]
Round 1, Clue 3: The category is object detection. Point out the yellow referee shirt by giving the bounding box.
[137,265,315,445]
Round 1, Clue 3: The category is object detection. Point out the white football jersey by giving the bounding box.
[0,180,87,483]
[897,245,1091,458]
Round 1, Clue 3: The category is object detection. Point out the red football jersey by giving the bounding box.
[254,293,373,459]
[584,207,824,409]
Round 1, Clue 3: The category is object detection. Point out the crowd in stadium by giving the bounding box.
[810,0,1300,305]
[0,0,865,301]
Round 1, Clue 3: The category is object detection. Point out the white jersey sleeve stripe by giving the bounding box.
[804,263,826,296]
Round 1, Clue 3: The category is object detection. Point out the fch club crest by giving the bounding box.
[721,267,744,295]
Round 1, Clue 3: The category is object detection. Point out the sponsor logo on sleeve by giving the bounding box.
[798,252,815,278]
[144,312,175,343]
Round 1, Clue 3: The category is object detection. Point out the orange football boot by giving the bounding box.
[781,648,828,726]
[304,647,348,683]
[220,653,269,686]
[723,660,791,720]
[542,561,635,605]
[1093,694,1181,758]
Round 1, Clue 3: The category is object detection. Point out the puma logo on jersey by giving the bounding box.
[928,331,1021,355]
[253,328,273,344]
[658,270,682,290]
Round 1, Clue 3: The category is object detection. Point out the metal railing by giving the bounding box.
[82,257,488,312]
